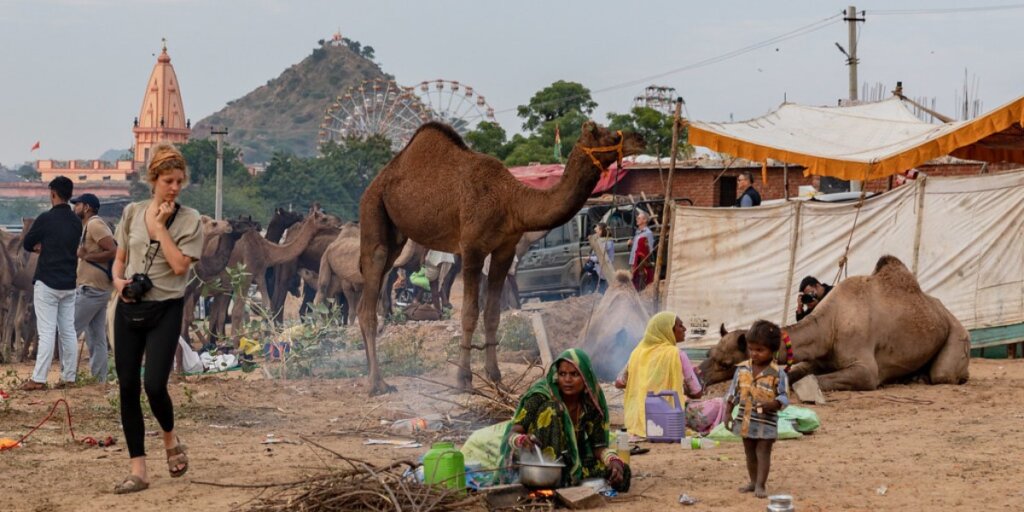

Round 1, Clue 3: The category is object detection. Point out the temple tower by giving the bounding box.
[133,39,190,167]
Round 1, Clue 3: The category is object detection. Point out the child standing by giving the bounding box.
[724,320,789,498]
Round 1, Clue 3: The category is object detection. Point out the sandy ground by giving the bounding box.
[2,321,1024,512]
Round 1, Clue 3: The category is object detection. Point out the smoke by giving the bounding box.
[578,270,651,381]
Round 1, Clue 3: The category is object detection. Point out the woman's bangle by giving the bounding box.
[508,433,528,450]
[601,450,621,466]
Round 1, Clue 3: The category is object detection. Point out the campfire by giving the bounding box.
[528,489,555,500]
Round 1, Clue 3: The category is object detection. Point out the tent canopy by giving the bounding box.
[689,95,1024,181]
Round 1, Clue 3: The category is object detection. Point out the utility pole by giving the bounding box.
[211,127,228,221]
[837,6,865,190]
[845,5,863,102]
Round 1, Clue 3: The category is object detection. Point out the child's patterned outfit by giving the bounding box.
[726,360,789,439]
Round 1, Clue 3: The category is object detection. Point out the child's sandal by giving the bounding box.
[167,440,189,478]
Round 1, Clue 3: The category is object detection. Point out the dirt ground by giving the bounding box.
[2,320,1023,511]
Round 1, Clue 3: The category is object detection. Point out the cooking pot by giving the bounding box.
[517,461,565,488]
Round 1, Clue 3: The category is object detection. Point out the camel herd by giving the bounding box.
[0,203,419,365]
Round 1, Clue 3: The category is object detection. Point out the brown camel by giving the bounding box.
[179,216,261,341]
[271,218,342,318]
[223,210,333,339]
[357,121,644,394]
[699,255,971,391]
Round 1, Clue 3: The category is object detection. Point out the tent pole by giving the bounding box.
[782,201,803,328]
[911,176,928,276]
[784,163,790,199]
[653,98,684,311]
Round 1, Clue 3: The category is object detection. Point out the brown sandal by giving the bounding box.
[114,475,150,494]
[167,440,189,478]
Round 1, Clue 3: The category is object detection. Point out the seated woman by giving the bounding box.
[618,312,726,437]
[501,348,630,492]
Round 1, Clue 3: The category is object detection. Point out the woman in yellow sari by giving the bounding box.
[619,312,725,436]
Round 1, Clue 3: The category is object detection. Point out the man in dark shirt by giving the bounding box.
[736,171,762,207]
[20,176,83,390]
[795,275,833,322]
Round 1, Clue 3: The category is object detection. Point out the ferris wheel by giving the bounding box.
[318,78,432,151]
[411,79,497,135]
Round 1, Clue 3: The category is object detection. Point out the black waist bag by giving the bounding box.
[117,300,170,330]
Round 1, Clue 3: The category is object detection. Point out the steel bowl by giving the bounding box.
[517,461,565,488]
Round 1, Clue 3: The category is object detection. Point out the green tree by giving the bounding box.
[503,135,556,167]
[0,198,45,224]
[516,81,596,132]
[464,121,509,159]
[607,107,692,158]
[258,135,393,220]
[16,163,39,181]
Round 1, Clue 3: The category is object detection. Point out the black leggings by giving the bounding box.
[114,298,184,458]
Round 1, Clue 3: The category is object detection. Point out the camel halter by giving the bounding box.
[578,130,625,176]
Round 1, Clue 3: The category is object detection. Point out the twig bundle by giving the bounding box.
[234,443,484,512]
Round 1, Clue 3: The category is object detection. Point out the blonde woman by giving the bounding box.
[111,144,204,494]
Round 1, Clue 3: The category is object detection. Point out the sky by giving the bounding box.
[1,0,1022,166]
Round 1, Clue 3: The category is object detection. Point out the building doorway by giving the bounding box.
[717,176,737,207]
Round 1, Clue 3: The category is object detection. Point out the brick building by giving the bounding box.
[612,157,1022,207]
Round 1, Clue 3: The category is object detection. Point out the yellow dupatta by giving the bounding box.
[623,311,685,436]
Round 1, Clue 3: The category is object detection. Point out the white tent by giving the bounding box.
[665,169,1024,347]
[689,96,1024,181]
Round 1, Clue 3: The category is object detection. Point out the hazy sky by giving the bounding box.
[2,0,1022,166]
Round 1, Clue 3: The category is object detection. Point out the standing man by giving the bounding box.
[736,171,762,207]
[629,211,655,291]
[20,176,82,390]
[72,193,116,383]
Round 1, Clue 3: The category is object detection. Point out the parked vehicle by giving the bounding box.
[516,198,690,299]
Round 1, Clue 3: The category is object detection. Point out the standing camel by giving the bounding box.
[224,210,332,339]
[358,121,644,394]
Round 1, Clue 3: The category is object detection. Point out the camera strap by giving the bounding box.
[140,202,181,276]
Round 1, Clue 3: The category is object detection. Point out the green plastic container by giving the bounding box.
[423,442,465,492]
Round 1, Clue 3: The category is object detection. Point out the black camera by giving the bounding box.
[122,273,154,301]
[799,292,817,304]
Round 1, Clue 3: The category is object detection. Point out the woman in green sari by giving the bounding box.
[500,348,630,491]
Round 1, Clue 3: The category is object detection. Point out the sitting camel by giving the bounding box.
[699,255,971,391]
[358,121,644,394]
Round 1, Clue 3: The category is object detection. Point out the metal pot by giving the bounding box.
[517,462,565,488]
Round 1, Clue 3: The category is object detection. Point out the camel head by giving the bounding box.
[575,121,646,171]
[698,323,750,385]
[200,215,233,237]
[229,217,262,240]
[271,207,304,227]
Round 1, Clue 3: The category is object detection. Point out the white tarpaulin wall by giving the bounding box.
[665,169,1024,344]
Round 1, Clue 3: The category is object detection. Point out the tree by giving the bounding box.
[361,45,375,60]
[16,163,39,181]
[464,121,509,159]
[516,81,596,132]
[607,107,692,159]
[0,198,45,224]
[503,135,556,167]
[258,135,394,220]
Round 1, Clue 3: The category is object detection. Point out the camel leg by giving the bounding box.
[458,250,487,390]
[482,244,516,384]
[429,278,443,315]
[441,256,460,309]
[357,201,403,396]
[928,323,971,385]
[815,361,879,391]
[229,272,255,342]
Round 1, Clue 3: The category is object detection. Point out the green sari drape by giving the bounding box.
[500,348,614,486]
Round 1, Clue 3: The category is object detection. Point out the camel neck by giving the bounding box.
[510,149,603,232]
[783,317,831,362]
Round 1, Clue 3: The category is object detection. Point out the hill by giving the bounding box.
[193,41,388,164]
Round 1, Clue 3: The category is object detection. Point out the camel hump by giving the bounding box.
[406,121,469,151]
[612,269,632,287]
[870,255,922,293]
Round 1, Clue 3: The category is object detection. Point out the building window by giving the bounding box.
[102,176,111,181]
[78,175,88,181]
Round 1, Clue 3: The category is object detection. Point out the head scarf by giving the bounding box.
[500,348,610,483]
[623,311,685,436]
